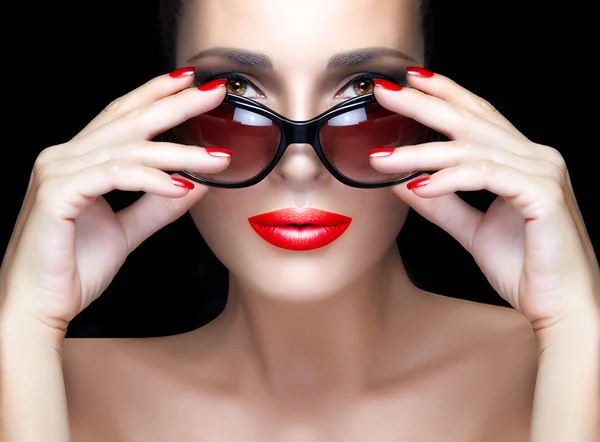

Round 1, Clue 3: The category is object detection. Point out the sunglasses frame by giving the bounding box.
[179,92,424,189]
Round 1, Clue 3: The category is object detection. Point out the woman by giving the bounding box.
[1,0,598,440]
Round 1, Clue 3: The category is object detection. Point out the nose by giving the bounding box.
[269,143,329,186]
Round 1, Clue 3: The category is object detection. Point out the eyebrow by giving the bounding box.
[327,47,417,69]
[185,46,417,70]
[186,47,274,69]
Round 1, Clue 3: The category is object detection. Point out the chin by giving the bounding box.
[225,247,379,303]
[235,267,354,303]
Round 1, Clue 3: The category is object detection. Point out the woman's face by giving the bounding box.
[177,0,425,301]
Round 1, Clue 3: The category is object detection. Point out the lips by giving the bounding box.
[248,208,352,251]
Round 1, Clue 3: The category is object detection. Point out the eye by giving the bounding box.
[334,76,376,99]
[224,75,266,99]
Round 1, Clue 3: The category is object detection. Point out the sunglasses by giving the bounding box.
[175,92,429,188]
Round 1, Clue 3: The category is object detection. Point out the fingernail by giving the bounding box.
[198,79,227,91]
[406,177,430,190]
[206,147,232,158]
[406,66,434,78]
[368,147,395,158]
[171,177,195,190]
[373,79,403,91]
[169,66,195,78]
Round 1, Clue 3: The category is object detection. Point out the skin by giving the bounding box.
[1,0,597,441]
[68,0,537,439]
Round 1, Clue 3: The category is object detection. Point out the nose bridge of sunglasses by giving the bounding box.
[281,106,366,142]
[282,120,317,145]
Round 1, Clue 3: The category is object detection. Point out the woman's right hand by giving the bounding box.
[0,69,228,338]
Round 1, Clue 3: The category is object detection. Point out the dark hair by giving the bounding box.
[158,0,434,72]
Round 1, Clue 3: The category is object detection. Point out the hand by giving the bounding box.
[370,69,600,333]
[0,69,228,336]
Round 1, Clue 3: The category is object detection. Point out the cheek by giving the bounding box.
[345,190,409,260]
[189,189,258,269]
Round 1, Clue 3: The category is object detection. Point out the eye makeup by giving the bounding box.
[192,68,408,100]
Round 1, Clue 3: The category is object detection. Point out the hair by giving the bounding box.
[157,0,434,72]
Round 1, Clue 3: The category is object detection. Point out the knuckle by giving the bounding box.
[95,146,114,164]
[542,145,567,169]
[485,147,506,164]
[473,96,498,116]
[102,159,140,178]
[33,162,54,183]
[104,159,129,174]
[476,159,496,177]
[103,96,127,115]
[456,106,479,122]
[34,146,57,168]
[119,108,151,135]
[456,140,477,157]
[452,107,480,136]
[94,141,133,164]
[547,163,568,185]
[539,145,568,183]
[120,107,145,123]
[32,147,61,181]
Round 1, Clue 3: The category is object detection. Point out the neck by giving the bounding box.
[212,247,425,399]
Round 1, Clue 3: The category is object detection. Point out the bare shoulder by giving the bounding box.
[61,330,228,441]
[61,337,148,440]
[421,293,539,440]
[427,292,539,356]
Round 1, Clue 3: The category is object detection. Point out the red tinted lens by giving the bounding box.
[319,103,428,183]
[176,103,280,184]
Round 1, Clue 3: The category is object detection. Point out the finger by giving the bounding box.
[20,161,196,274]
[43,141,232,177]
[34,160,196,222]
[404,67,527,139]
[403,164,585,286]
[369,140,559,178]
[392,174,484,252]
[414,163,590,294]
[73,67,197,141]
[373,80,532,156]
[115,174,208,252]
[405,160,573,224]
[69,79,227,154]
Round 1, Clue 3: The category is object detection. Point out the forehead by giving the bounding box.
[176,0,423,68]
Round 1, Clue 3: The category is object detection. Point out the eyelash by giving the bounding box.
[193,71,407,98]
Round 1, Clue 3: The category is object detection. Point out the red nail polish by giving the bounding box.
[169,66,195,78]
[206,147,232,157]
[406,177,430,190]
[406,66,434,78]
[373,79,403,91]
[198,78,227,91]
[367,147,395,158]
[171,177,195,190]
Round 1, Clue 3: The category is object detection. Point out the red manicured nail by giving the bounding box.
[171,177,195,190]
[169,66,195,78]
[373,79,403,91]
[368,147,395,158]
[206,147,232,158]
[406,66,434,78]
[406,177,430,190]
[198,78,227,91]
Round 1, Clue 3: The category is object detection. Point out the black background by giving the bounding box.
[4,1,591,337]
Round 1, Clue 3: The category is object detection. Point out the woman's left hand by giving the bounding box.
[370,68,600,337]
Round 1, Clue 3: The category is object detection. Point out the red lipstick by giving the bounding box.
[248,208,352,251]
